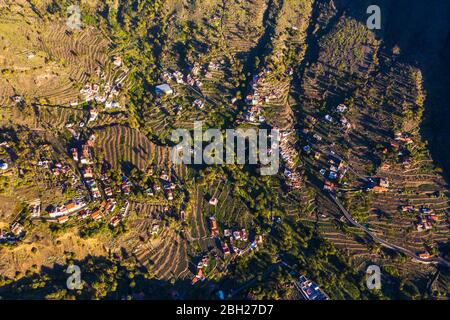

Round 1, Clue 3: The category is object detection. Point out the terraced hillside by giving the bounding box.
[0,0,449,300]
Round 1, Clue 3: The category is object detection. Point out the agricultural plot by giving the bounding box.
[190,178,253,238]
[318,219,371,257]
[365,165,450,254]
[36,105,85,129]
[94,125,173,172]
[138,228,191,281]
[0,5,115,107]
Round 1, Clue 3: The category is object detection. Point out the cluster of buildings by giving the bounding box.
[279,130,302,189]
[76,57,127,110]
[49,198,87,218]
[0,221,25,244]
[334,104,352,132]
[391,132,414,168]
[36,159,81,193]
[366,178,390,193]
[158,173,177,201]
[208,216,262,258]
[109,201,130,227]
[321,154,349,192]
[78,81,121,110]
[0,201,42,244]
[72,135,102,199]
[413,207,438,232]
[191,256,209,285]
[241,70,279,124]
[47,197,123,225]
[295,275,329,300]
[159,65,204,95]
[190,216,263,285]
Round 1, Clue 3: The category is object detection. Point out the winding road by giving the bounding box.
[329,194,450,268]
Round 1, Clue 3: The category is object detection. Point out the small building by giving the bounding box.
[0,161,8,171]
[11,222,24,236]
[180,210,186,221]
[91,210,102,221]
[89,108,98,122]
[379,178,390,188]
[49,206,68,218]
[104,187,113,197]
[110,216,121,227]
[57,216,69,224]
[113,56,122,67]
[78,210,90,220]
[155,84,173,96]
[209,197,218,206]
[323,181,336,192]
[373,178,389,193]
[31,204,41,218]
[240,229,248,241]
[255,235,263,244]
[222,243,230,255]
[71,148,79,162]
[151,224,159,235]
[82,167,94,179]
[210,217,219,237]
[418,252,432,259]
[336,104,347,113]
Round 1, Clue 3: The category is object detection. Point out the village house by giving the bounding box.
[155,84,174,96]
[80,144,93,164]
[166,190,174,201]
[336,104,348,113]
[65,200,87,215]
[106,199,117,213]
[191,267,205,285]
[77,210,90,220]
[89,108,98,122]
[113,56,122,67]
[222,242,230,255]
[71,148,79,162]
[180,210,186,221]
[57,215,69,224]
[373,178,390,193]
[110,215,121,227]
[324,181,336,192]
[418,252,433,259]
[82,167,94,179]
[395,132,413,143]
[11,222,24,236]
[0,160,8,171]
[173,71,184,84]
[104,187,113,198]
[91,209,102,221]
[193,99,204,109]
[209,217,219,237]
[49,205,68,218]
[31,204,41,218]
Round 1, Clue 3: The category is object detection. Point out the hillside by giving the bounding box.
[0,0,449,300]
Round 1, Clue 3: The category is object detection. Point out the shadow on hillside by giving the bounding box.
[342,0,450,184]
[0,255,243,300]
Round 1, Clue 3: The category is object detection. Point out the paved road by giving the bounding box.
[329,194,450,268]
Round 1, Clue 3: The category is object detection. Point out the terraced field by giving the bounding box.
[94,125,173,171]
[0,6,116,107]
